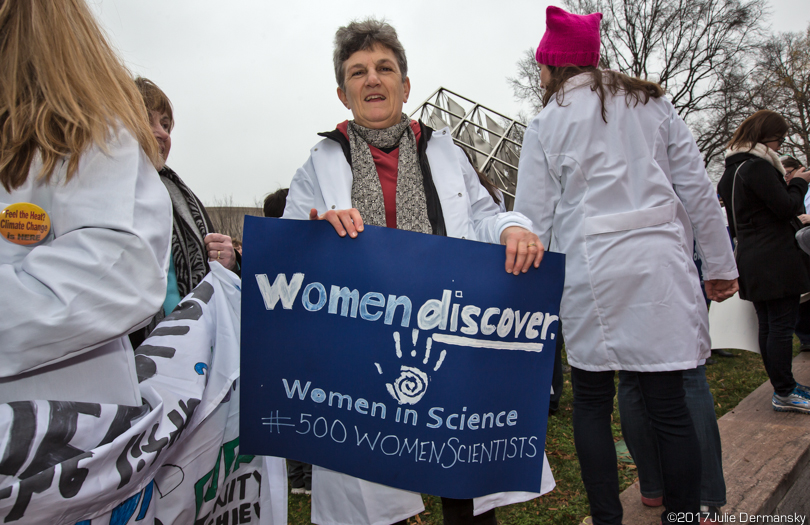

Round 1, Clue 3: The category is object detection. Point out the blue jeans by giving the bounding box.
[618,366,726,507]
[572,368,701,525]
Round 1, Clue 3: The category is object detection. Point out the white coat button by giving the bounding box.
[458,192,462,197]
[331,205,335,209]
[442,130,447,135]
[314,148,318,151]
[462,236,466,239]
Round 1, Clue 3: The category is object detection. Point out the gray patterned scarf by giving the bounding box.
[348,114,431,234]
[159,166,213,297]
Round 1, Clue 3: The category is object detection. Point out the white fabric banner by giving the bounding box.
[0,263,286,525]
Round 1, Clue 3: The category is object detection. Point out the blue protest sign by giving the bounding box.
[240,216,564,498]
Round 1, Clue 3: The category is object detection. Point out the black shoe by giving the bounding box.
[800,343,810,352]
[705,357,716,365]
[712,349,735,358]
[701,505,721,521]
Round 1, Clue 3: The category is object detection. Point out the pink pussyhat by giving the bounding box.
[535,5,602,67]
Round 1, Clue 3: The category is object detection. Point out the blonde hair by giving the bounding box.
[0,0,161,192]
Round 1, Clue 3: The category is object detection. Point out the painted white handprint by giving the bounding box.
[374,329,446,405]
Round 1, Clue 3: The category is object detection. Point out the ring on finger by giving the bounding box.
[528,243,536,247]
[217,250,221,259]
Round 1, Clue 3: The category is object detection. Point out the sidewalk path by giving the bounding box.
[620,352,810,523]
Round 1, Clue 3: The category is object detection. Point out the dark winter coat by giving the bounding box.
[717,152,810,301]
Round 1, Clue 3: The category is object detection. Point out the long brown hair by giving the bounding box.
[0,0,160,193]
[542,65,665,123]
[727,110,788,151]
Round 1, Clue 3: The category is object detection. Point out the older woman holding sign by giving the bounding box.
[283,18,551,525]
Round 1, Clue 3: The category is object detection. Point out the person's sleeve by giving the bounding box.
[456,147,534,244]
[741,160,807,219]
[0,129,172,376]
[513,119,560,250]
[283,160,317,220]
[665,108,738,281]
[803,186,810,214]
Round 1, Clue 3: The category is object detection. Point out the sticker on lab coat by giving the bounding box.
[0,202,51,245]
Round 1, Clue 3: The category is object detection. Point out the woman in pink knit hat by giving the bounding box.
[514,6,739,525]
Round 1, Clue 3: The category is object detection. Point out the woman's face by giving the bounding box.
[149,110,172,162]
[539,64,552,89]
[763,136,784,153]
[337,45,411,129]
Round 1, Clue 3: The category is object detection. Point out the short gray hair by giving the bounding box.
[333,18,408,92]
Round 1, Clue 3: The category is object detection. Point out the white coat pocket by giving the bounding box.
[580,206,701,367]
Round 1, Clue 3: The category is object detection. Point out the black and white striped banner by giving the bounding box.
[0,263,286,525]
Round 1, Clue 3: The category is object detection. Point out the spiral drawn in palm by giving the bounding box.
[375,329,446,405]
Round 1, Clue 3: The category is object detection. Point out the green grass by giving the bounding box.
[288,343,795,524]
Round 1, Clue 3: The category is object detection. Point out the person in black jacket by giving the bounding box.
[717,110,810,413]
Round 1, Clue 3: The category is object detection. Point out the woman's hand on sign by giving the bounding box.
[500,226,544,275]
[205,233,237,271]
[704,278,739,302]
[310,207,365,238]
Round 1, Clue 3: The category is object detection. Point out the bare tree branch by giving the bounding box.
[509,0,769,169]
[205,194,263,241]
[508,49,546,116]
[754,25,810,165]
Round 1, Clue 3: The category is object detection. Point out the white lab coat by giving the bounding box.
[284,127,532,242]
[514,74,738,373]
[0,127,172,404]
[284,126,555,524]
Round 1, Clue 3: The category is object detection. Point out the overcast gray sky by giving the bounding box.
[89,0,810,207]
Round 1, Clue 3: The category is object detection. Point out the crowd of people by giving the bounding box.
[2,1,809,524]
